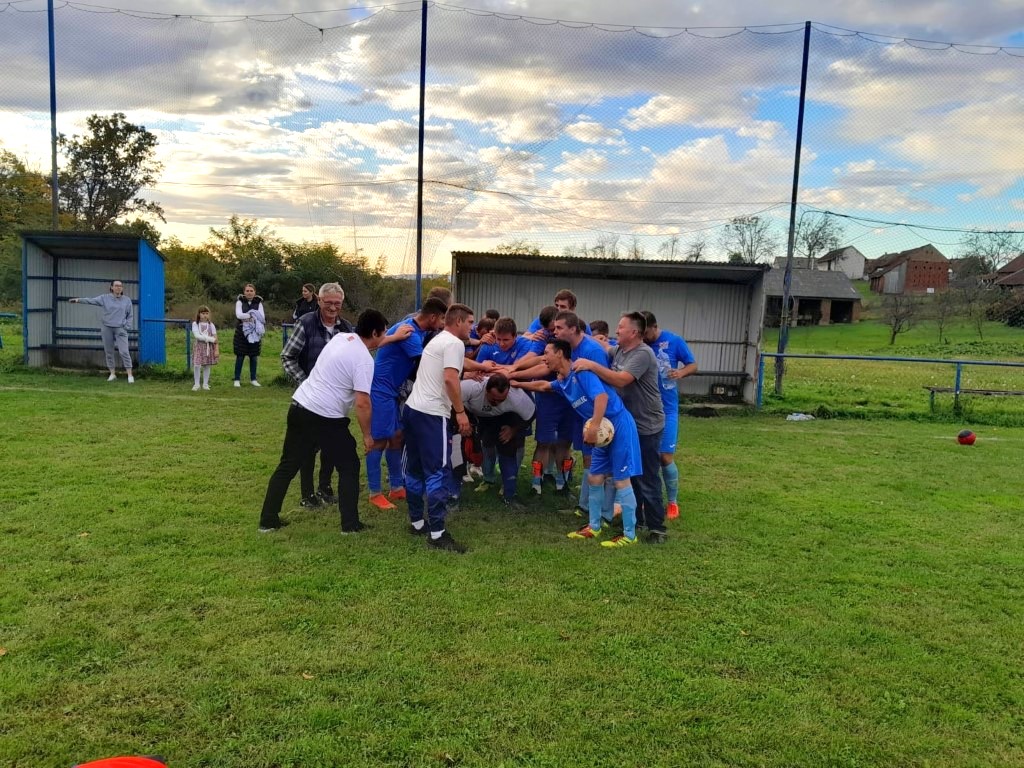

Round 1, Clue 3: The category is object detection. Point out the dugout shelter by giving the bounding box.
[21,231,166,369]
[452,251,767,404]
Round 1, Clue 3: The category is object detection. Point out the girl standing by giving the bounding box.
[233,283,266,387]
[191,306,219,391]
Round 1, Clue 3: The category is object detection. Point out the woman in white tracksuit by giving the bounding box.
[69,279,134,383]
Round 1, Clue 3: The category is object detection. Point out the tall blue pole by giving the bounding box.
[775,20,812,395]
[47,0,59,229]
[414,0,428,309]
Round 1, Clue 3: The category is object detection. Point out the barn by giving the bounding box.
[451,252,767,404]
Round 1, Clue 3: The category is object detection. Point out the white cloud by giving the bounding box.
[554,149,610,175]
[565,121,626,145]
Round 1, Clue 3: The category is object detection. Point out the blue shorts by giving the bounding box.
[370,391,402,440]
[660,408,678,454]
[588,412,642,481]
[535,390,574,443]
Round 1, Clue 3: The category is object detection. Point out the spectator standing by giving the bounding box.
[68,280,134,383]
[233,283,266,387]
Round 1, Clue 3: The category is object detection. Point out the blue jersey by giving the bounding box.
[550,368,626,423]
[572,335,610,367]
[647,329,696,406]
[371,318,427,397]
[476,335,532,366]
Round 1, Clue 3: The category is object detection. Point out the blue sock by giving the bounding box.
[602,478,615,522]
[366,448,383,494]
[615,485,638,540]
[587,482,605,532]
[662,462,679,504]
[386,448,404,490]
[499,454,517,499]
[579,476,590,510]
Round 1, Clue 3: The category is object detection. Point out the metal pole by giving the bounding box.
[775,20,812,395]
[414,0,429,309]
[47,0,59,229]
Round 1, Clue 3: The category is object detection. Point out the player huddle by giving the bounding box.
[259,286,697,553]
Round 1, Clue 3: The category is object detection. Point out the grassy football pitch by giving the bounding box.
[1,370,1022,767]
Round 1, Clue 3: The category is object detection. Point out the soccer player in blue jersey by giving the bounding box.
[554,311,611,513]
[366,296,448,509]
[513,338,642,547]
[504,306,571,496]
[641,311,698,519]
[476,317,532,367]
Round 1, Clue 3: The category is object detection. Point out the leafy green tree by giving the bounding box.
[58,112,164,231]
[0,149,54,300]
[205,215,285,299]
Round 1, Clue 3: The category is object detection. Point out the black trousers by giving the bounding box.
[631,429,666,534]
[299,445,335,499]
[259,403,361,531]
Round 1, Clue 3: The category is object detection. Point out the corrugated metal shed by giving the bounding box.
[21,231,166,369]
[452,252,767,403]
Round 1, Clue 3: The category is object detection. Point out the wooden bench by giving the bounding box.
[925,386,1024,411]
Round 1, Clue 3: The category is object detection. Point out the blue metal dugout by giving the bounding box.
[21,231,166,368]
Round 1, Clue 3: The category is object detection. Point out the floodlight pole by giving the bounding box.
[47,0,59,229]
[775,20,812,395]
[414,0,429,309]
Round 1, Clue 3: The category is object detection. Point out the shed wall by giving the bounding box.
[138,241,166,364]
[457,269,762,401]
[24,241,54,367]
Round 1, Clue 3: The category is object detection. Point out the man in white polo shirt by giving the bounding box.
[403,303,474,552]
[258,309,388,534]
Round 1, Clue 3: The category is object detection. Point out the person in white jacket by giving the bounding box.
[191,306,219,391]
[69,279,134,382]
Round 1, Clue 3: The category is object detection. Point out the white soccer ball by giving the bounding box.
[584,417,615,448]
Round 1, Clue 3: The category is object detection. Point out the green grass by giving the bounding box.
[2,367,1023,766]
[760,318,1024,425]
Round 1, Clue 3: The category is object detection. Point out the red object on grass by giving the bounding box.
[74,758,166,768]
[957,430,977,445]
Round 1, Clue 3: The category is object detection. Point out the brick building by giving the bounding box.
[868,244,949,294]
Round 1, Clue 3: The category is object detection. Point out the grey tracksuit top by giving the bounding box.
[79,294,133,328]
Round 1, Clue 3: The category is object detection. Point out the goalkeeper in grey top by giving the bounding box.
[69,280,134,383]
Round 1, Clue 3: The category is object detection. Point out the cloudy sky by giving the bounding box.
[1,0,1022,274]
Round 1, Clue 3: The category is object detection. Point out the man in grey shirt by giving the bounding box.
[572,310,667,543]
[69,280,134,383]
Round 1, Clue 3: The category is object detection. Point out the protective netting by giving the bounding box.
[1,2,1023,280]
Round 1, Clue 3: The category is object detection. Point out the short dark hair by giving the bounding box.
[553,289,577,309]
[621,311,647,334]
[420,297,448,317]
[538,305,558,328]
[355,309,387,338]
[590,320,609,336]
[476,317,495,335]
[494,317,517,336]
[484,308,500,320]
[641,311,657,329]
[485,373,510,393]
[546,338,572,361]
[427,286,452,306]
[445,303,473,325]
[554,311,583,333]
